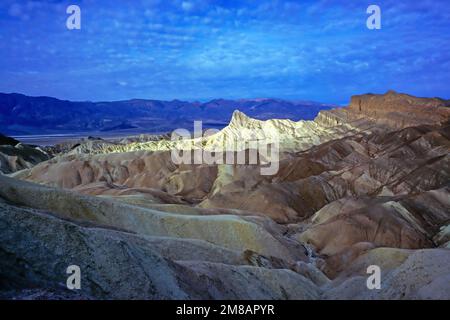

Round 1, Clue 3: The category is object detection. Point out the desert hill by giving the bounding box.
[1,91,449,299]
[0,133,50,174]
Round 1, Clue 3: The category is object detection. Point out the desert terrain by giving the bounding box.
[1,91,449,299]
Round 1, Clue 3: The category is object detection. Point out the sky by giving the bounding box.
[0,0,449,104]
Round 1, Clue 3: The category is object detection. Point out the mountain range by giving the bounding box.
[0,93,334,135]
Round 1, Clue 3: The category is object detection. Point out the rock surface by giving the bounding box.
[0,199,320,299]
[324,248,450,299]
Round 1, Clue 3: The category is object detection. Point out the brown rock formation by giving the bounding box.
[347,90,450,129]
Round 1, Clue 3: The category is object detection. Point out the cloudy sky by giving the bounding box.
[0,0,449,104]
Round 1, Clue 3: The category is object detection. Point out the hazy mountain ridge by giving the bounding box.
[0,93,334,135]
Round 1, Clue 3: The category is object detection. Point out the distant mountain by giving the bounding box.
[0,93,334,135]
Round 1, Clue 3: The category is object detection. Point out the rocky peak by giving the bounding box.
[348,91,450,129]
[229,109,253,127]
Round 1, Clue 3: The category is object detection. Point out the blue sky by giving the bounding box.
[0,0,449,104]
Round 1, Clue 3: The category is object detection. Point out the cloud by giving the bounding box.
[0,0,449,102]
[181,1,194,12]
[7,3,30,20]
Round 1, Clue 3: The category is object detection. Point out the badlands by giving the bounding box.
[1,90,449,299]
